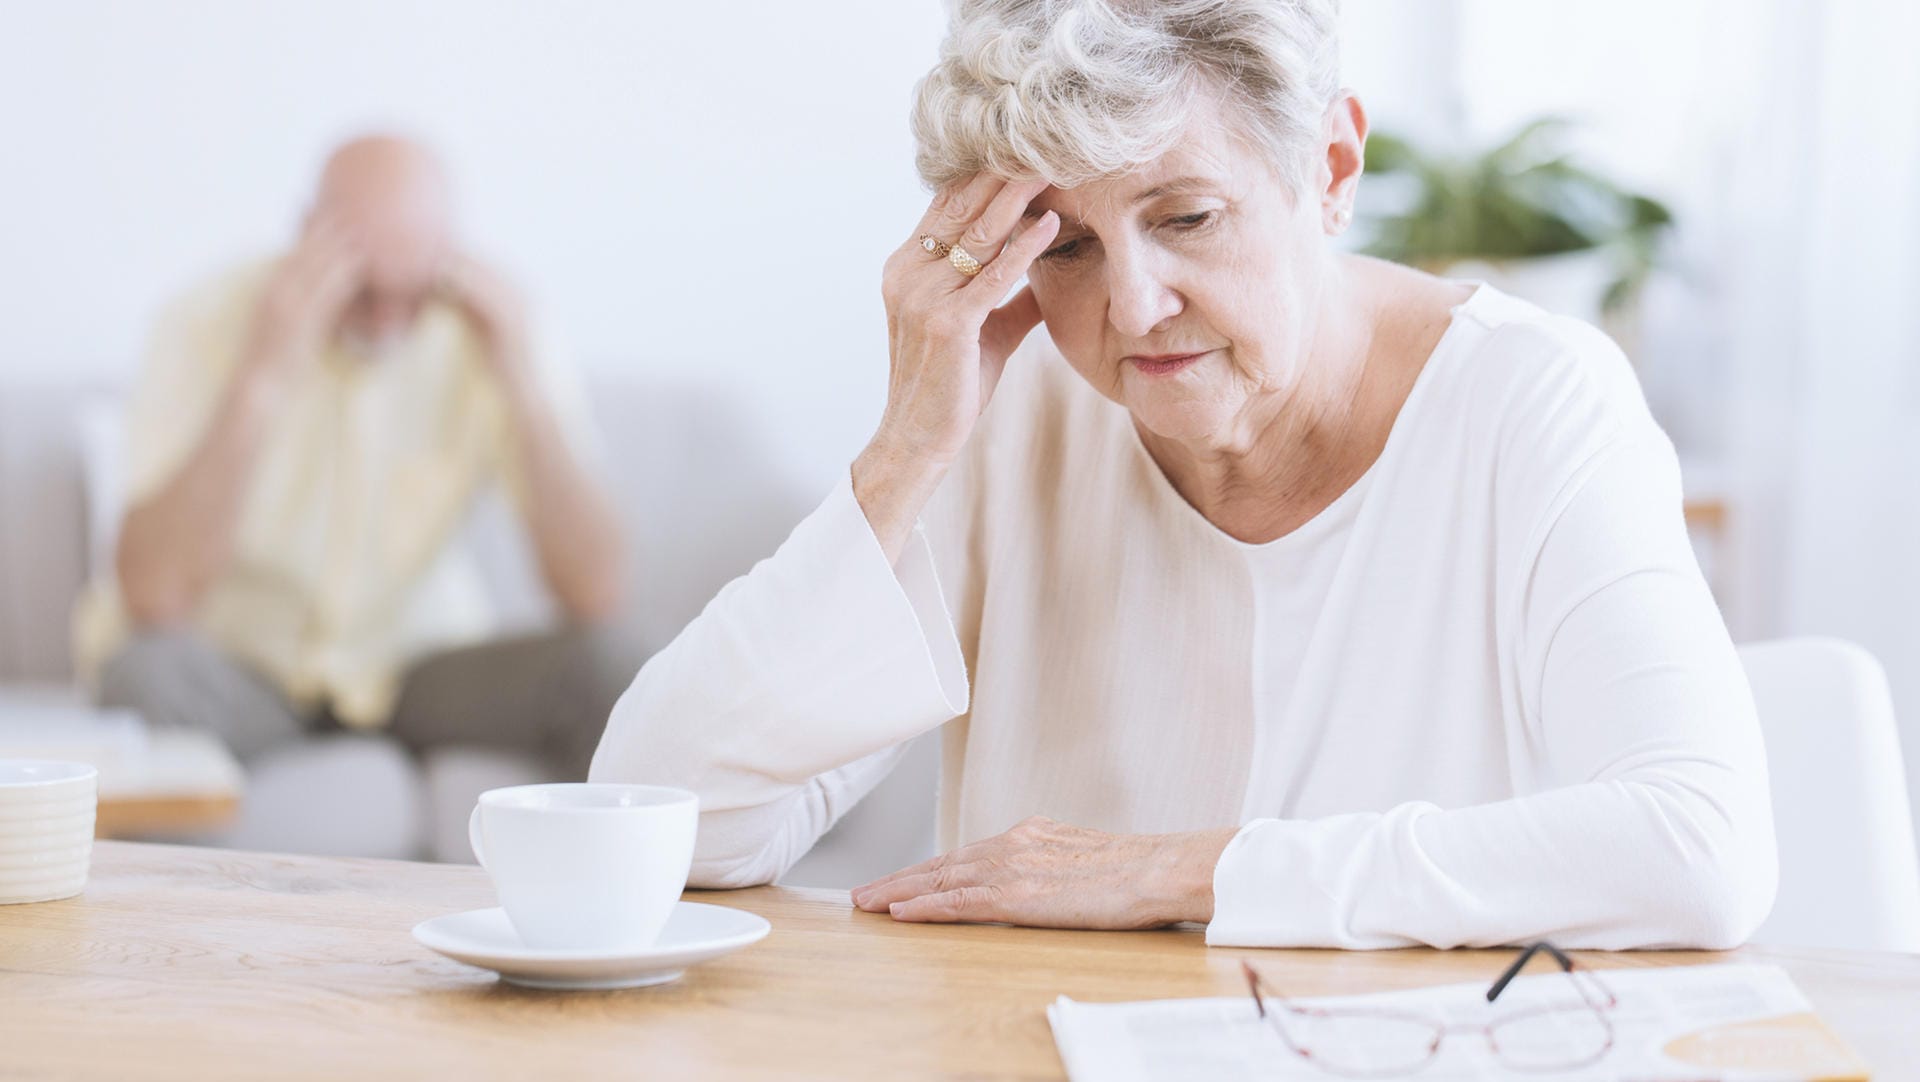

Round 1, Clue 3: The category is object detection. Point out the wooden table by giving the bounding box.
[91,730,244,839]
[1,842,1915,1080]
[92,791,239,838]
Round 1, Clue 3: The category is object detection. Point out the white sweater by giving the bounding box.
[591,285,1778,950]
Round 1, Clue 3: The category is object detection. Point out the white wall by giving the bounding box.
[1,0,952,488]
[0,1,1447,489]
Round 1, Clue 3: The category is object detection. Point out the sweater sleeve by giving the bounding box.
[588,473,969,887]
[1207,426,1779,950]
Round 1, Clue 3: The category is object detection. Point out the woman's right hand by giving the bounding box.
[853,174,1060,561]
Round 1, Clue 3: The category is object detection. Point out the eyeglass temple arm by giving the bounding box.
[1485,941,1573,1003]
[1240,961,1269,1017]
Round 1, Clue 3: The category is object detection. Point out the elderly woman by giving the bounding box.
[591,0,1777,950]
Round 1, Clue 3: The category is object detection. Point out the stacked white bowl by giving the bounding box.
[0,760,97,905]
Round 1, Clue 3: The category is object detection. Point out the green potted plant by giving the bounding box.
[1360,117,1674,327]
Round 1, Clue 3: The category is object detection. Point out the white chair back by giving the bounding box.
[1741,637,1920,950]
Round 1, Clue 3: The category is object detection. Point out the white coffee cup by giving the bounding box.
[0,760,98,906]
[468,783,697,952]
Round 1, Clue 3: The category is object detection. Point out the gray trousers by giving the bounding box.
[96,626,645,781]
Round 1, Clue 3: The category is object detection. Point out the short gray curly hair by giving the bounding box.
[911,0,1342,193]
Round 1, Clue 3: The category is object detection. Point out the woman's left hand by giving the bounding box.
[850,816,1238,930]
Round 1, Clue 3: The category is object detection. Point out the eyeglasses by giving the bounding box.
[1242,941,1619,1077]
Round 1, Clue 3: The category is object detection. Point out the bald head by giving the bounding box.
[309,134,454,350]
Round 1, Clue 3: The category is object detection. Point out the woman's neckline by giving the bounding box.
[1127,280,1493,554]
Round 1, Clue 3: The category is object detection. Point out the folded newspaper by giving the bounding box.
[1048,963,1867,1081]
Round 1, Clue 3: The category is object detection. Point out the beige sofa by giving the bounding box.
[0,374,936,886]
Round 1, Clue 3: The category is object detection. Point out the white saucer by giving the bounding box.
[412,901,770,990]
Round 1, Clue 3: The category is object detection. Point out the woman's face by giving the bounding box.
[1024,108,1339,446]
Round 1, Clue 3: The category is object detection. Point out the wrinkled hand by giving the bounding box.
[247,214,364,379]
[849,174,1062,561]
[438,253,533,381]
[870,172,1060,467]
[850,816,1235,930]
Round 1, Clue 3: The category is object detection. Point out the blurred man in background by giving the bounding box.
[75,134,634,782]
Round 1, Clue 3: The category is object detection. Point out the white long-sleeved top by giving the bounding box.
[591,284,1779,950]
